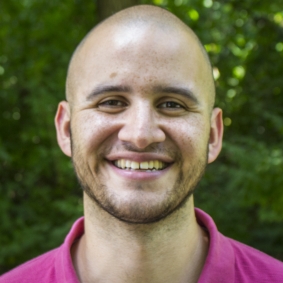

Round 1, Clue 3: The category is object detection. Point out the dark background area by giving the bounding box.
[1,0,283,273]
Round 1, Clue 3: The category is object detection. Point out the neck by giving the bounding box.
[72,194,209,283]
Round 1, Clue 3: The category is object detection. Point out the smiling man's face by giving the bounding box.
[55,19,223,224]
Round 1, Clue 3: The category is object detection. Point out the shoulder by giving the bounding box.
[227,236,283,282]
[195,208,283,282]
[0,248,59,283]
[0,217,83,283]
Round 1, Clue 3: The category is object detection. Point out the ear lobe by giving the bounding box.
[208,107,223,163]
[55,101,72,157]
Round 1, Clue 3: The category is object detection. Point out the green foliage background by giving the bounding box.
[1,0,283,273]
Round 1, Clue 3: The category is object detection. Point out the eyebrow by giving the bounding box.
[87,85,132,100]
[86,84,199,104]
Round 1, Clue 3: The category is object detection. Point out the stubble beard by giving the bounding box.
[71,139,207,224]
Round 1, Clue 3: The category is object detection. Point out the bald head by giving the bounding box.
[66,5,215,109]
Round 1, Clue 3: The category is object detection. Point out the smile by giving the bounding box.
[113,159,168,171]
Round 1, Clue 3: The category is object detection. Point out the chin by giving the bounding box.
[80,171,198,224]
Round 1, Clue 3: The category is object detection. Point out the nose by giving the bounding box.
[118,103,166,149]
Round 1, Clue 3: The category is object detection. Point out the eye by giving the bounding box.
[157,99,189,116]
[158,101,183,109]
[97,98,128,113]
[99,100,126,107]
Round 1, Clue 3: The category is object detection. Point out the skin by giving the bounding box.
[55,5,223,283]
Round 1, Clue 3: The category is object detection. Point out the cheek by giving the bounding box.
[168,116,210,158]
[71,112,121,154]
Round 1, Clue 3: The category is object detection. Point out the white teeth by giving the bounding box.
[154,160,159,169]
[121,159,126,169]
[125,160,131,168]
[131,161,139,170]
[114,159,166,170]
[140,161,149,169]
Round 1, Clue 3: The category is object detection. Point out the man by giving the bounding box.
[1,5,282,283]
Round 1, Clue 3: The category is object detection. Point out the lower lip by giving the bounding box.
[107,161,172,181]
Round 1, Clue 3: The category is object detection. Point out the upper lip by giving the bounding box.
[105,152,174,163]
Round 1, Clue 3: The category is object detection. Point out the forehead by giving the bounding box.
[68,23,213,106]
[81,23,202,63]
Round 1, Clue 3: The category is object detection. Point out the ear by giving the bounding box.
[55,101,72,157]
[208,107,223,163]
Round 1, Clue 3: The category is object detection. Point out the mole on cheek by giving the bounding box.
[110,72,117,78]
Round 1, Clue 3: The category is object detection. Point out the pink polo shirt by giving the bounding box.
[1,208,283,282]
